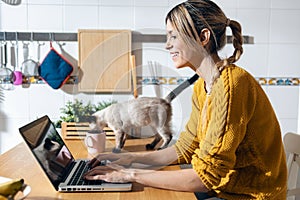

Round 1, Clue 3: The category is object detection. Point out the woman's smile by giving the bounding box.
[170,52,179,61]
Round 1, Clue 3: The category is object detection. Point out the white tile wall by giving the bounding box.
[134,0,169,7]
[213,0,238,9]
[238,0,271,9]
[64,0,98,6]
[28,0,63,5]
[271,0,300,9]
[0,0,300,153]
[266,86,300,138]
[100,6,134,29]
[237,9,271,43]
[267,87,299,119]
[0,4,28,31]
[268,44,300,77]
[28,5,64,31]
[270,10,300,44]
[135,6,169,32]
[101,0,134,6]
[236,44,269,77]
[64,5,99,31]
[168,0,184,9]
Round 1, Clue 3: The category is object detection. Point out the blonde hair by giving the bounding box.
[165,0,244,70]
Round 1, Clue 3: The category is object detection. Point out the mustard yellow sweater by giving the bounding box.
[175,65,287,199]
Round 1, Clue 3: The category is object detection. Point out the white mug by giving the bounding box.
[84,131,106,155]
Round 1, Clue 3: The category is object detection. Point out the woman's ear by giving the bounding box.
[200,28,210,46]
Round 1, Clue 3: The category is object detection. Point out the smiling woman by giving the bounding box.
[83,0,287,199]
[0,0,289,199]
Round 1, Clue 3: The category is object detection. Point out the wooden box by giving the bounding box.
[61,122,115,140]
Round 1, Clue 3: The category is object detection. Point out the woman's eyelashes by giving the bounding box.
[167,31,177,41]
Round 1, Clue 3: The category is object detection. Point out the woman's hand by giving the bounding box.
[84,163,135,183]
[88,153,135,168]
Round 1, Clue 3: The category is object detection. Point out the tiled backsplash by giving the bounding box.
[139,76,300,86]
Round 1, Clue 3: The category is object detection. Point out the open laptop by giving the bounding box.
[19,115,132,192]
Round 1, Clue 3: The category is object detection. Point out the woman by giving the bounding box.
[84,0,287,199]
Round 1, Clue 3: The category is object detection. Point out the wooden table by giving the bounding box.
[0,138,196,200]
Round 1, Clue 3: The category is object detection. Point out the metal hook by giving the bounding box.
[15,32,18,43]
[1,32,6,45]
[3,31,6,42]
[51,32,55,42]
[9,32,16,46]
[30,32,34,42]
[22,32,30,46]
[37,41,45,46]
[48,32,55,41]
[57,41,66,49]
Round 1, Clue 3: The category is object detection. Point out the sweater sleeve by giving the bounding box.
[174,90,201,164]
[192,68,256,190]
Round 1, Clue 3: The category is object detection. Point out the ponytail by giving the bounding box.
[217,19,244,71]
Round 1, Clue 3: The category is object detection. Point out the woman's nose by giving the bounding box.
[165,40,172,50]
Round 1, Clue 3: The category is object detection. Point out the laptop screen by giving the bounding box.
[19,115,75,189]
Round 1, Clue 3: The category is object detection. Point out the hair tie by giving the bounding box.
[226,18,231,26]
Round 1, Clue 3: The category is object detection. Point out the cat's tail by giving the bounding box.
[164,73,199,103]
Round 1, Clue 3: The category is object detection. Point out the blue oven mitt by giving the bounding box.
[38,43,73,89]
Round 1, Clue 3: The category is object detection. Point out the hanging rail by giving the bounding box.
[0,32,77,41]
[0,31,254,44]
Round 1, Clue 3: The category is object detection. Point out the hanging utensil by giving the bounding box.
[37,41,43,65]
[1,0,21,6]
[12,33,23,85]
[21,35,39,78]
[0,41,14,90]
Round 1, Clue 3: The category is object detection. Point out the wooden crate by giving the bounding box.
[61,122,115,140]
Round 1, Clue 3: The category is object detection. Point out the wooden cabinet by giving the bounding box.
[78,29,132,92]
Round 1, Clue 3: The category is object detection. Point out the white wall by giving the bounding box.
[0,0,300,153]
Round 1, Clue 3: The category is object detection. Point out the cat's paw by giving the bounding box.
[157,145,168,150]
[146,144,154,150]
[112,147,122,153]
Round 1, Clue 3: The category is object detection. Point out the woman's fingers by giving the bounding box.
[84,167,107,180]
[85,171,132,183]
[85,174,105,180]
[89,154,110,168]
[89,153,124,168]
[88,157,100,168]
[84,164,132,183]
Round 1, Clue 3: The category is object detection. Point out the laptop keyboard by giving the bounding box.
[68,160,103,186]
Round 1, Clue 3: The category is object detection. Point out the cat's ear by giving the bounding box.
[44,138,53,150]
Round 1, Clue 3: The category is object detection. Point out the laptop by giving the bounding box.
[19,115,132,192]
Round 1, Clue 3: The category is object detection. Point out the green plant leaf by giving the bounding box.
[55,99,117,128]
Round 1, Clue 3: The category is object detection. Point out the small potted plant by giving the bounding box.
[56,99,116,139]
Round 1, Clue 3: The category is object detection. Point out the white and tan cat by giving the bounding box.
[88,73,199,153]
[89,97,173,153]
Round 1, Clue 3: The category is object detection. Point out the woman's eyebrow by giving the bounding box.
[167,30,173,35]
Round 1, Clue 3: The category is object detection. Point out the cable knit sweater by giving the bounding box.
[174,65,287,199]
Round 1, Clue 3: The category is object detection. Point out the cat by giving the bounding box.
[88,73,199,153]
[88,97,173,153]
[34,138,62,180]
